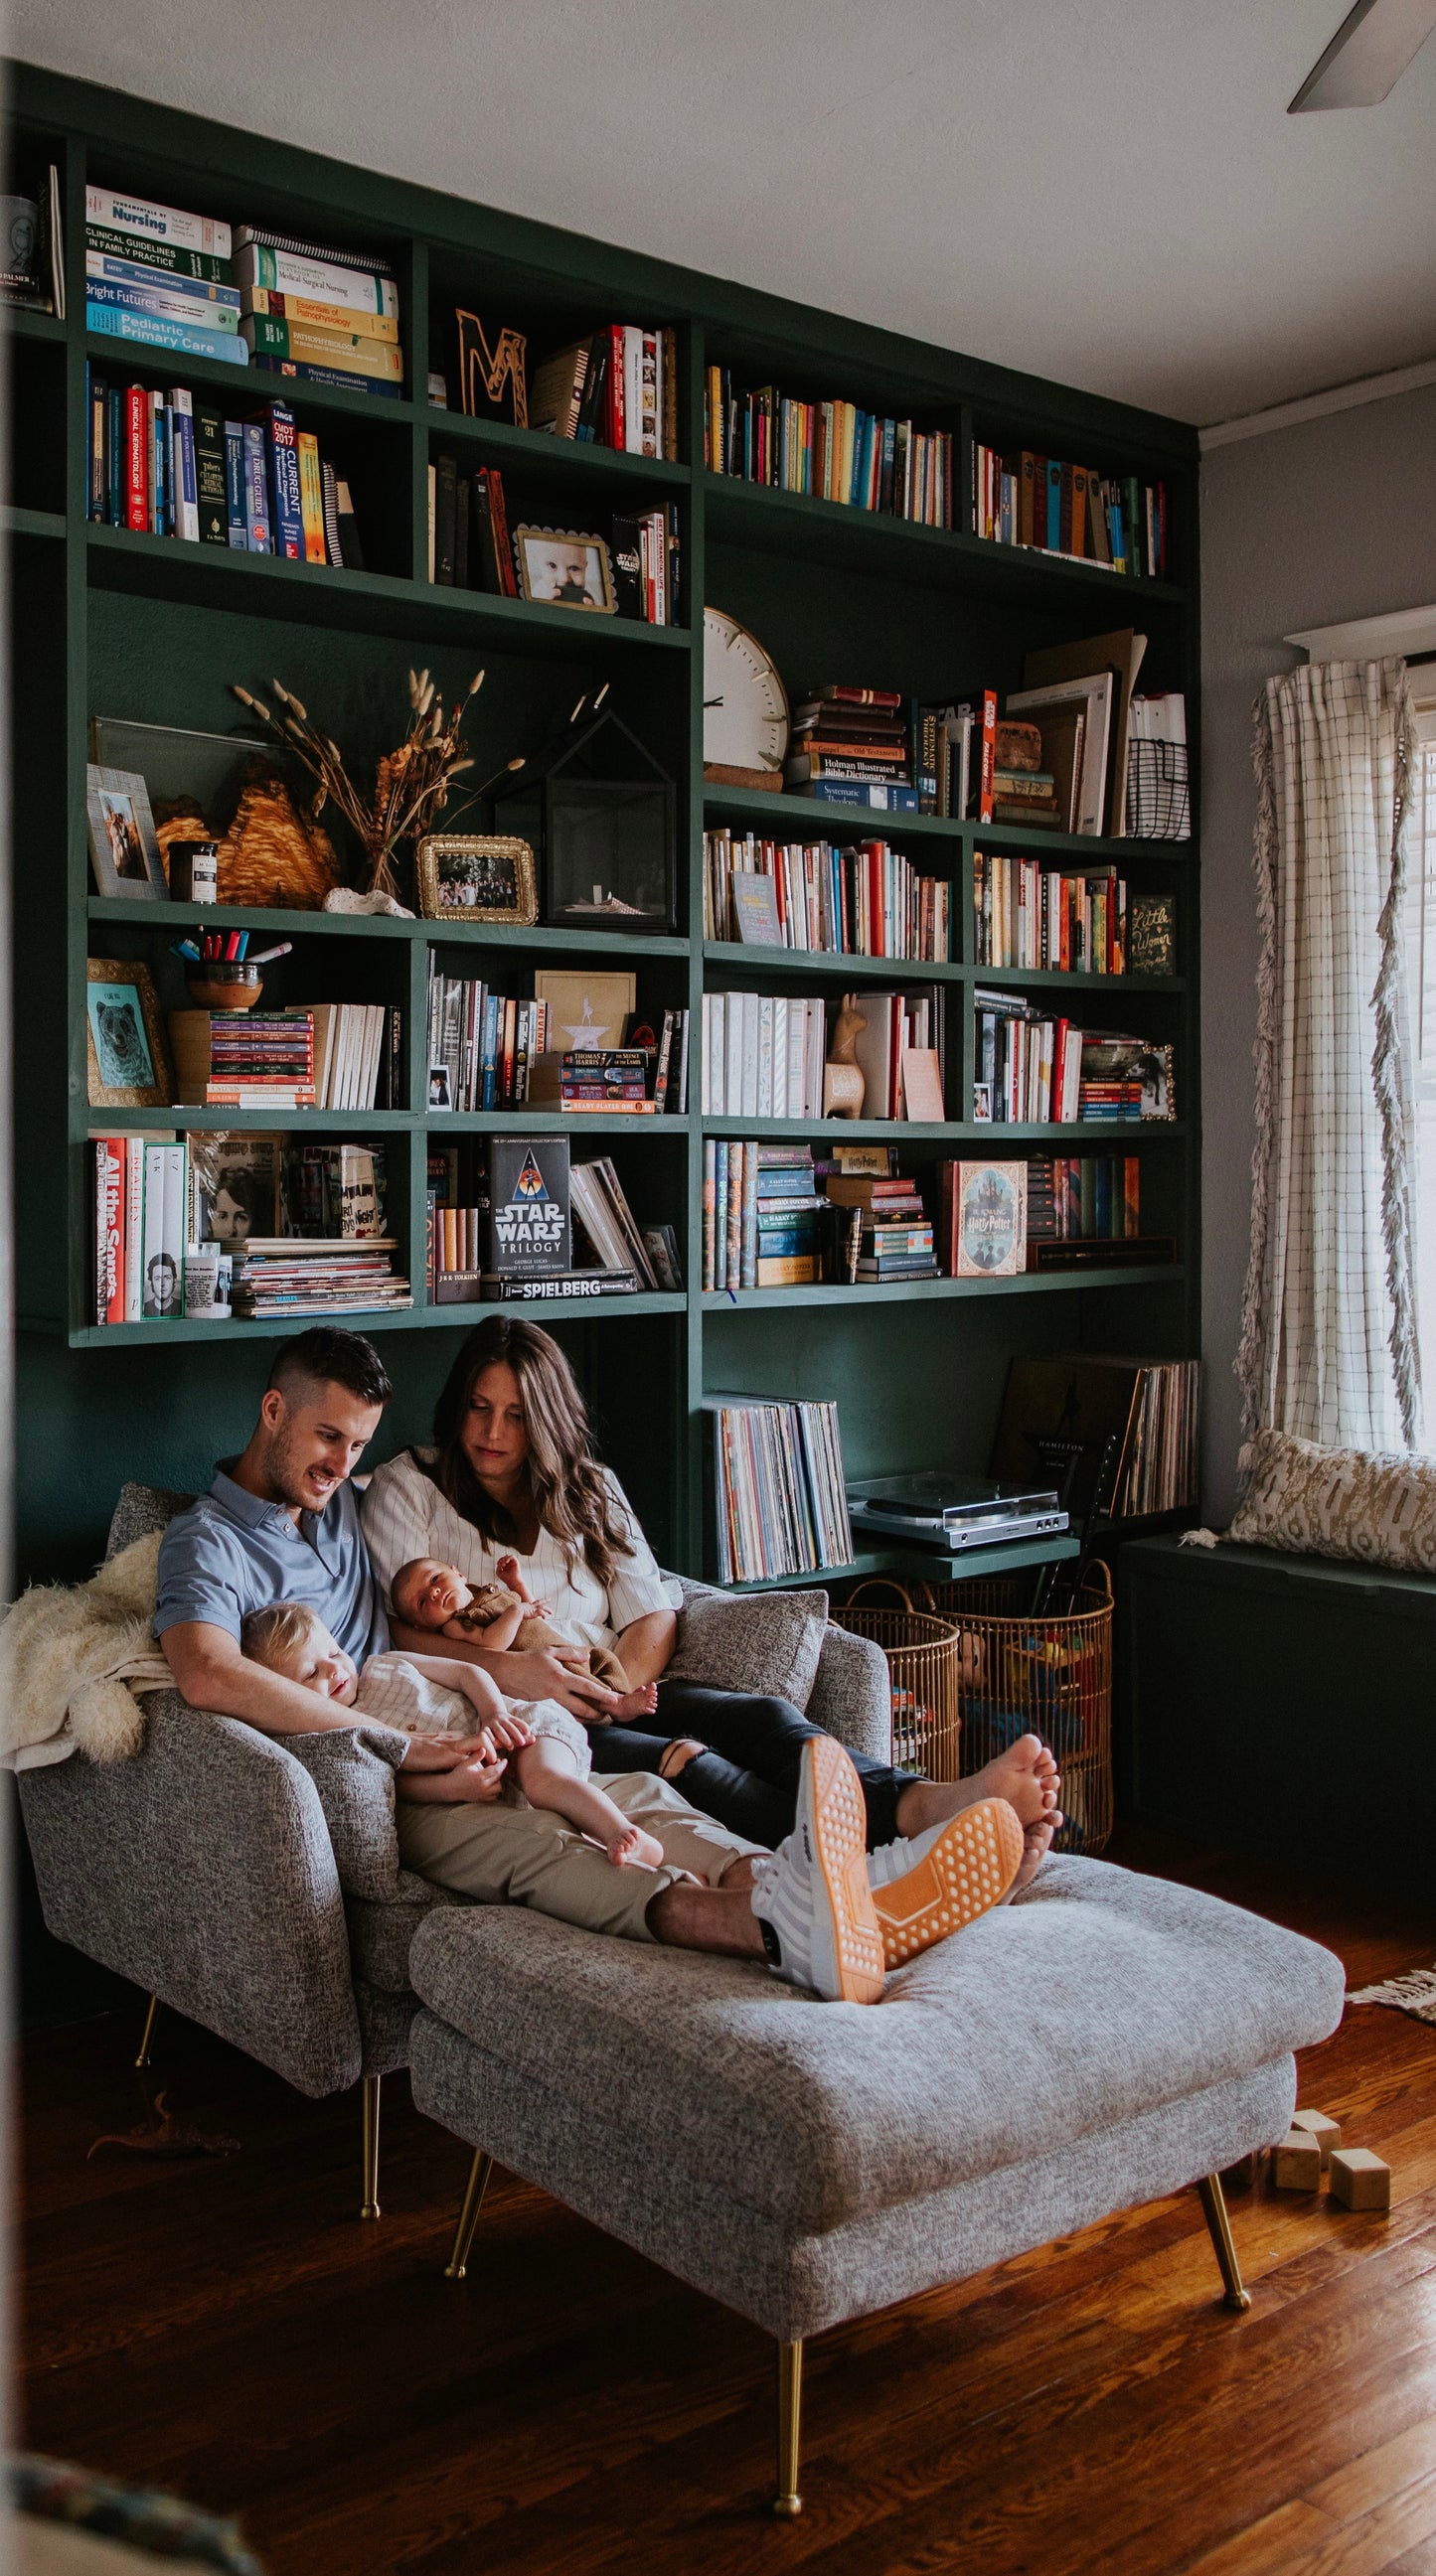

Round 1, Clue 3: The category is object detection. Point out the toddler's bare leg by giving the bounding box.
[514,1740,665,1869]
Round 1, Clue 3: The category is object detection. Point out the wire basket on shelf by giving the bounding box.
[829,1582,967,1781]
[911,1566,1114,1855]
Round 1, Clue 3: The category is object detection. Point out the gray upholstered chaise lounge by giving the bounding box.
[17,1480,1347,2517]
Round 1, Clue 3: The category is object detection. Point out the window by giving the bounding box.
[1404,686,1436,1391]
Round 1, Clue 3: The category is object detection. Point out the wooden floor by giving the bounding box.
[17,1830,1436,2576]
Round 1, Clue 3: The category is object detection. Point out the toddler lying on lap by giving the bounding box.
[390,1554,658,1721]
[239,1600,664,1869]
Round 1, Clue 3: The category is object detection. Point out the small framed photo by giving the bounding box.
[85,958,172,1108]
[85,765,168,900]
[514,525,615,613]
[416,833,539,925]
[427,1064,453,1111]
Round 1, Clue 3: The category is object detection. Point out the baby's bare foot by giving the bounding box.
[612,1684,660,1721]
[608,1823,665,1869]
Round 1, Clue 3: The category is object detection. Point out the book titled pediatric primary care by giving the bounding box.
[85,304,251,366]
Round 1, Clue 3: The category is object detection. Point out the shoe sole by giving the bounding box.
[800,1737,886,2004]
[872,1798,1025,1969]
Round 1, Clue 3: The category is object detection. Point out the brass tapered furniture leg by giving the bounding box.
[774,2340,804,2518]
[134,1994,160,2070]
[360,2074,382,2220]
[1197,2172,1251,2312]
[445,2149,495,2280]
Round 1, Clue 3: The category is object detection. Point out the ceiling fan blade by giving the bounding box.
[1289,0,1436,108]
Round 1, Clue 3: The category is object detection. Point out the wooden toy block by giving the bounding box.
[1272,2129,1323,2192]
[1329,2148,1391,2211]
[1291,2108,1342,2168]
[1220,2151,1258,2191]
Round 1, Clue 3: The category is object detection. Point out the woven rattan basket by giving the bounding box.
[830,1582,967,1781]
[912,1565,1114,1855]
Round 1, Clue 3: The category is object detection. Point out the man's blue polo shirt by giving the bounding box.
[155,1462,388,1663]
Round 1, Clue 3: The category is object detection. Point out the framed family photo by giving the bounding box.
[85,958,172,1108]
[85,765,168,901]
[513,525,615,613]
[416,833,539,925]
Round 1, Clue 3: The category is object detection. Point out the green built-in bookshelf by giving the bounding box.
[6,62,1199,1588]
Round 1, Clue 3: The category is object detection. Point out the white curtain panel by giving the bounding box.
[1238,657,1421,1454]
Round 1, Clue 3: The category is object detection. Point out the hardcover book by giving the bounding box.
[942,1160,1028,1278]
[487,1136,571,1276]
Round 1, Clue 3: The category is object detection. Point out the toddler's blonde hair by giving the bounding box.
[239,1599,326,1667]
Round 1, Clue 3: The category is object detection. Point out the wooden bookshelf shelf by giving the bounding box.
[13,60,1199,1586]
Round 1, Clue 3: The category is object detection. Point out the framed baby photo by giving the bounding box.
[514,525,615,614]
[416,833,539,925]
[85,764,168,900]
[86,958,172,1109]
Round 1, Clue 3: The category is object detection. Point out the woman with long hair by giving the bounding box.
[361,1315,1060,1864]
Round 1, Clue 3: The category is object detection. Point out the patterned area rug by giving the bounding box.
[1348,1965,1436,2025]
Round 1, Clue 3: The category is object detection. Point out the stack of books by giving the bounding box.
[973,444,1169,581]
[708,1393,855,1586]
[701,992,830,1121]
[826,1168,936,1284]
[974,998,1167,1126]
[523,323,679,458]
[86,370,366,564]
[85,184,244,368]
[530,1049,654,1115]
[703,1142,824,1291]
[426,972,552,1112]
[704,828,950,959]
[231,1239,411,1318]
[569,1158,681,1288]
[168,1010,315,1109]
[784,686,917,812]
[974,856,1129,973]
[705,373,954,530]
[238,227,402,397]
[1078,1067,1145,1123]
[1027,1155,1140,1245]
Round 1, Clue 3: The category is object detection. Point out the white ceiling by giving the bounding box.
[15,0,1436,425]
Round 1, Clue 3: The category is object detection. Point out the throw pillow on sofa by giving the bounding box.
[1229,1426,1436,1573]
[665,1588,828,1710]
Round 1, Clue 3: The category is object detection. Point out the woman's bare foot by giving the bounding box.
[1008,1814,1060,1897]
[658,1737,706,1781]
[612,1683,659,1721]
[895,1734,1058,1837]
[608,1823,665,1869]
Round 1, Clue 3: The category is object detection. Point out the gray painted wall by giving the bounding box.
[1198,383,1436,1521]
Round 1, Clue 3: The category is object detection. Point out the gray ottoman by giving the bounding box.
[407,1855,1344,2513]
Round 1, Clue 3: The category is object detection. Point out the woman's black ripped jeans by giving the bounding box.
[583,1675,917,1850]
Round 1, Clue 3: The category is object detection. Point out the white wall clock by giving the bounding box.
[703,606,789,783]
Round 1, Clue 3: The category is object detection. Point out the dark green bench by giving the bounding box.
[1118,1533,1436,1894]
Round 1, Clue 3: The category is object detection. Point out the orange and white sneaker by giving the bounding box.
[750,1737,886,2003]
[868,1797,1024,1970]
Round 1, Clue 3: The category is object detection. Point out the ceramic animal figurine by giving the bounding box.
[824,991,867,1120]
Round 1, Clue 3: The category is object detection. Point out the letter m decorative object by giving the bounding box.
[455,312,529,428]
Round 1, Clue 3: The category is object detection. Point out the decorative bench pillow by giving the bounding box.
[1229,1427,1436,1573]
[666,1588,828,1711]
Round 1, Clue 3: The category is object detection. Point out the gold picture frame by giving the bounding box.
[513,526,615,613]
[416,833,539,925]
[86,957,172,1109]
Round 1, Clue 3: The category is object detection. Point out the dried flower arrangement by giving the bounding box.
[231,668,521,906]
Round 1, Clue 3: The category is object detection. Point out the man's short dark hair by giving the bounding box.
[267,1327,394,1411]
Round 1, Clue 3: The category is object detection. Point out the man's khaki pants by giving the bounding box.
[397,1769,766,1943]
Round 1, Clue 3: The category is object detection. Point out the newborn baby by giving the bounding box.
[391,1555,659,1722]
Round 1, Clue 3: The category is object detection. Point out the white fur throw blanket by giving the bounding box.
[0,1533,175,1771]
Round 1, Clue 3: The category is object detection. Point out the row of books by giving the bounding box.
[427,976,552,1113]
[703,1143,939,1291]
[84,182,403,394]
[973,445,1169,581]
[530,1025,690,1116]
[85,371,365,565]
[975,1000,1171,1125]
[569,1158,683,1289]
[709,1395,855,1587]
[520,324,679,460]
[974,857,1134,975]
[90,1135,402,1323]
[704,374,955,530]
[702,986,944,1125]
[166,1004,399,1109]
[423,1137,680,1300]
[704,830,951,961]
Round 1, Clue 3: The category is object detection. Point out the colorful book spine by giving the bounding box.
[239,314,403,382]
[241,420,270,551]
[234,240,399,315]
[251,402,304,559]
[194,403,228,545]
[94,1138,125,1325]
[85,304,251,365]
[296,432,327,563]
[84,253,241,321]
[247,354,400,399]
[239,286,400,343]
[169,387,199,541]
[85,186,233,259]
[224,421,248,548]
[125,386,148,531]
[86,223,232,284]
